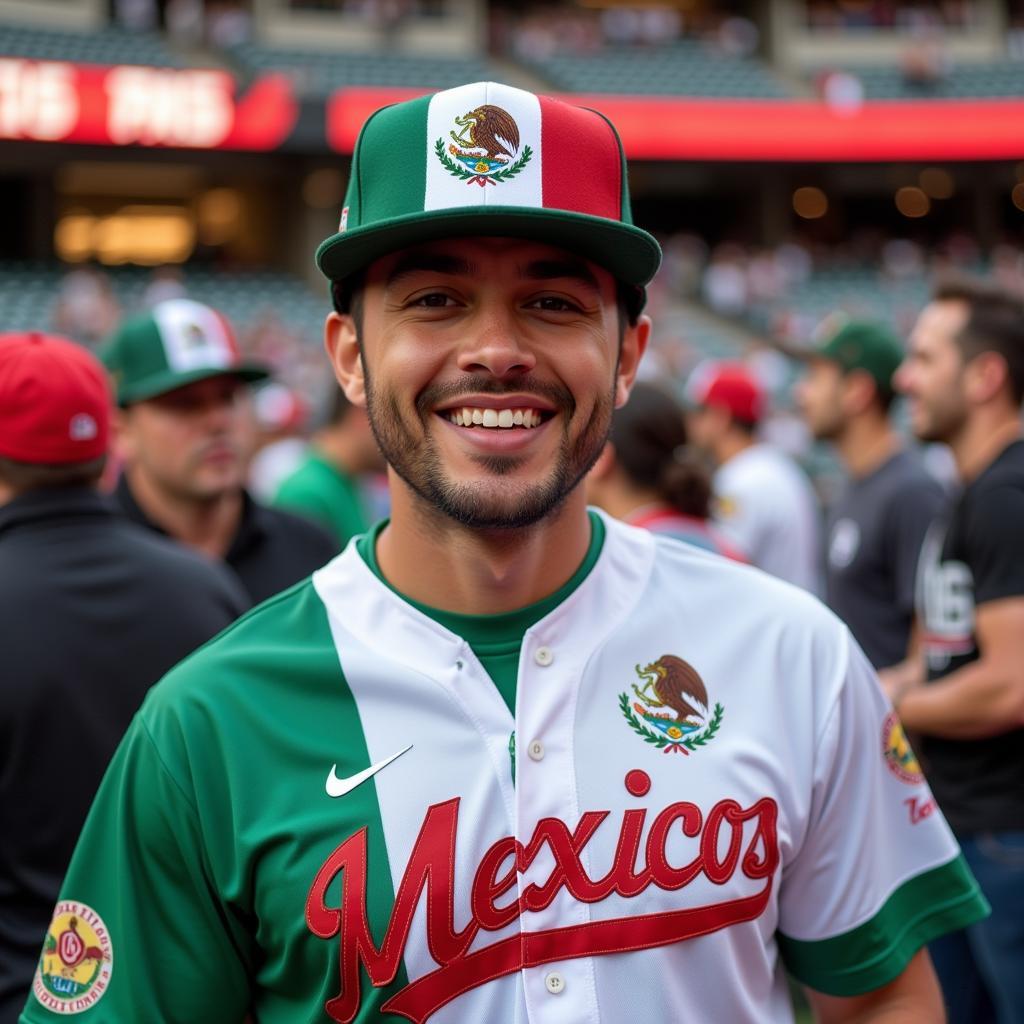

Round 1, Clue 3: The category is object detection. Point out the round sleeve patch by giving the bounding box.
[33,901,113,1014]
[881,711,924,785]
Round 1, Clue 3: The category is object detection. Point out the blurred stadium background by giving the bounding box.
[1,0,1022,475]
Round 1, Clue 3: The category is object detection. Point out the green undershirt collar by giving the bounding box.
[355,512,605,715]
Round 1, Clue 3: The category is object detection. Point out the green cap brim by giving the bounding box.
[315,206,662,290]
[117,364,269,406]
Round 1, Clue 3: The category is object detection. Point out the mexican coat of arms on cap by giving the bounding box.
[435,104,532,188]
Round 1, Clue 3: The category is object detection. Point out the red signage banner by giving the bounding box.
[327,87,1024,163]
[0,58,297,150]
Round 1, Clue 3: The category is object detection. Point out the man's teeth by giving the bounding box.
[447,408,545,429]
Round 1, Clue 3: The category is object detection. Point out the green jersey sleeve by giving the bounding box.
[19,716,252,1023]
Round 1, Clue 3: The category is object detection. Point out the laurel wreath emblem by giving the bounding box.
[618,692,724,753]
[434,138,533,183]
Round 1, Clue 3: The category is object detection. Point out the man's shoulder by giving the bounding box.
[649,527,832,617]
[250,496,340,554]
[275,452,335,498]
[971,441,1024,500]
[116,516,244,587]
[719,444,808,493]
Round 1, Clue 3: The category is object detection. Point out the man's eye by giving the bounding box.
[530,296,579,312]
[412,293,455,307]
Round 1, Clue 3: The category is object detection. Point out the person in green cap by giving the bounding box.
[22,83,983,1024]
[272,385,383,548]
[101,297,339,603]
[795,315,945,671]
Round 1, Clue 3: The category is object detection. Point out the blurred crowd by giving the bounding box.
[3,237,1024,1020]
[492,4,761,60]
[660,231,1024,345]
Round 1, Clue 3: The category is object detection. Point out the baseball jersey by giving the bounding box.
[21,514,985,1023]
[916,439,1024,834]
[825,450,945,670]
[712,443,821,593]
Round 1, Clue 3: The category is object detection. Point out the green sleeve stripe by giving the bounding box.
[779,854,990,996]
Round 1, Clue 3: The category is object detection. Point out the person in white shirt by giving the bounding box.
[686,360,821,592]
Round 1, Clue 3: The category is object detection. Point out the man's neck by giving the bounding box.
[125,467,242,559]
[376,479,593,615]
[313,429,355,476]
[835,417,901,479]
[950,408,1022,483]
[716,431,755,467]
[595,480,662,523]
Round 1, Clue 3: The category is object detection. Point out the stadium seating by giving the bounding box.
[0,23,184,67]
[523,39,795,98]
[819,61,1024,99]
[226,43,495,96]
[0,263,327,347]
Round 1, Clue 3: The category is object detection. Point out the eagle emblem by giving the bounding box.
[619,655,724,755]
[435,104,533,188]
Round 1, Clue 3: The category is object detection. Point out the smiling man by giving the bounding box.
[21,84,986,1024]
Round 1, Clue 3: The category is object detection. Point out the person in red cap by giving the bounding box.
[0,333,248,1023]
[685,360,821,593]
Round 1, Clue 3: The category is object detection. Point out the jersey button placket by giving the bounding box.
[544,971,565,995]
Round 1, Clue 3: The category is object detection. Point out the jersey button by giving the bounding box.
[544,972,565,995]
[528,740,545,761]
[534,646,554,667]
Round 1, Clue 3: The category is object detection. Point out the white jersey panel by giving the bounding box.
[713,443,821,594]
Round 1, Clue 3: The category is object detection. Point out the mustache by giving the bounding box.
[415,375,575,418]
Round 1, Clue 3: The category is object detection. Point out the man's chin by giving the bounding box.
[422,478,570,531]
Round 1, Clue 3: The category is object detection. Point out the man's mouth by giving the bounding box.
[442,407,552,430]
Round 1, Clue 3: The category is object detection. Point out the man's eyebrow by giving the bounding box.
[385,252,473,287]
[523,258,600,292]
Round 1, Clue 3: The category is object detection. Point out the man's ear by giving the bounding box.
[842,368,877,417]
[965,350,1011,406]
[111,406,135,464]
[325,312,366,408]
[615,314,651,408]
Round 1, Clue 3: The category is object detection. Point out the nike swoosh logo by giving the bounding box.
[325,744,413,798]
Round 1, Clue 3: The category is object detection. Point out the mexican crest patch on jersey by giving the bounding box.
[33,901,113,1014]
[881,710,924,784]
[619,654,724,755]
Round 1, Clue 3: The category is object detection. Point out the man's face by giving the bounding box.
[116,375,249,502]
[684,405,726,460]
[328,237,647,530]
[895,300,970,443]
[795,357,846,441]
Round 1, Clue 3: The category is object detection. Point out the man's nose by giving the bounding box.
[199,396,238,429]
[456,307,537,379]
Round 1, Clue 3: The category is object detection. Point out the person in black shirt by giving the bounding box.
[795,318,945,670]
[101,300,339,603]
[0,332,248,1024]
[889,278,1024,1024]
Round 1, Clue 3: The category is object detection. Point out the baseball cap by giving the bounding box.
[0,332,110,464]
[101,299,269,406]
[685,361,765,425]
[316,81,662,303]
[810,316,904,392]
